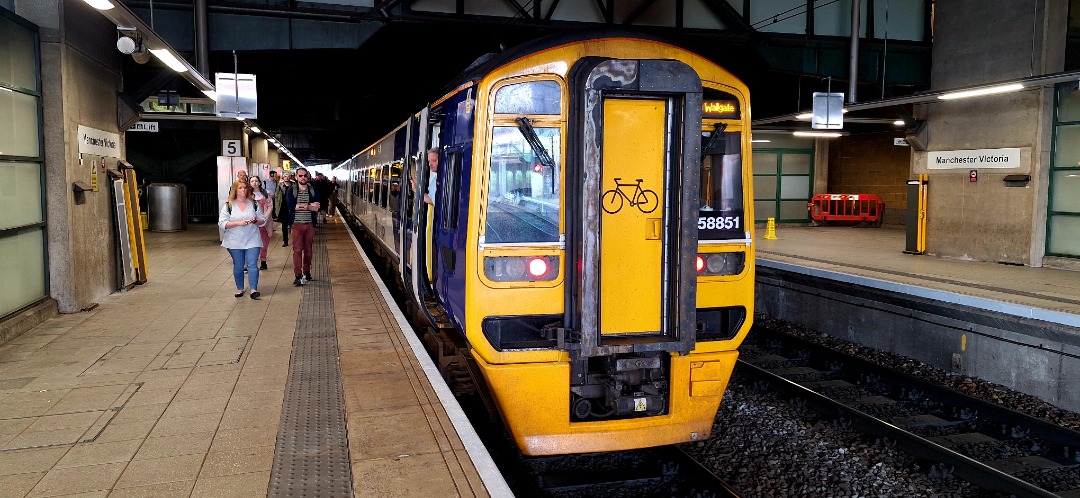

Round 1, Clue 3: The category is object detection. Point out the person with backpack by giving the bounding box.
[218,179,267,299]
[250,176,274,270]
[282,168,322,286]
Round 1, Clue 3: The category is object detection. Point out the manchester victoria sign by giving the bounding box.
[927,148,1021,169]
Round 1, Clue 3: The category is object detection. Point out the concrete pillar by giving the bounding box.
[23,0,125,313]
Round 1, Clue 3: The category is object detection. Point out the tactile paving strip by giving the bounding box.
[268,228,354,497]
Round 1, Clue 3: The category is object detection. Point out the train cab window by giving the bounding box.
[494,80,561,115]
[699,130,745,241]
[484,125,561,244]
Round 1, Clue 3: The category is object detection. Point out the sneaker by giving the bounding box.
[260,261,268,270]
[293,276,303,287]
[282,242,288,247]
[304,272,313,281]
[250,291,261,300]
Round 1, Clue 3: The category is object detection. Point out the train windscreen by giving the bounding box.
[483,125,561,244]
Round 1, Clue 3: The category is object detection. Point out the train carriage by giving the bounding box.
[336,30,755,456]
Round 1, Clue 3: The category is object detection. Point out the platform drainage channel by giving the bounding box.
[269,229,354,497]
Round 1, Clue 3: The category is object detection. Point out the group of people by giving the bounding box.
[218,167,338,299]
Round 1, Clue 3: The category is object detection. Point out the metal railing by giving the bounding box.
[187,191,218,222]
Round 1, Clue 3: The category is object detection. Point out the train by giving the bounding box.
[334,30,755,456]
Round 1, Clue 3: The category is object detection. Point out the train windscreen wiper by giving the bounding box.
[701,122,728,163]
[515,117,557,171]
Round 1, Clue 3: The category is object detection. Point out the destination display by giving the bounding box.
[702,100,739,119]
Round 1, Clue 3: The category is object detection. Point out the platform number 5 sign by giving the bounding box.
[223,140,241,157]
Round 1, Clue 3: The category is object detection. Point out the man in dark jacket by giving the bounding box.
[282,168,321,286]
[274,172,294,246]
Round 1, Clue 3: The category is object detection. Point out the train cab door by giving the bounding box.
[567,58,703,357]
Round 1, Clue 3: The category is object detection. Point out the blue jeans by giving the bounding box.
[228,247,261,291]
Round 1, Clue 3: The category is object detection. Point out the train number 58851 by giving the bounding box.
[698,216,740,230]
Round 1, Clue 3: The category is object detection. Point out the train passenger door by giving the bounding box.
[567,58,703,357]
[408,108,431,304]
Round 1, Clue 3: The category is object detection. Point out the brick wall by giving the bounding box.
[826,132,911,225]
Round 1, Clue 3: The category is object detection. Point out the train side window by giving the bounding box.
[442,151,462,229]
[483,125,561,244]
[699,130,745,240]
[494,80,561,115]
[380,164,390,208]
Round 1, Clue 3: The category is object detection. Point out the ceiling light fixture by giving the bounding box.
[938,83,1024,100]
[249,126,261,134]
[149,49,188,72]
[83,0,115,10]
[793,131,842,138]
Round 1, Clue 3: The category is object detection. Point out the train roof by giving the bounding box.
[447,28,689,89]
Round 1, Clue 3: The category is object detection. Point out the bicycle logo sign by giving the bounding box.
[601,178,659,214]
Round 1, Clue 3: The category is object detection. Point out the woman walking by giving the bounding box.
[250,176,274,270]
[218,179,267,299]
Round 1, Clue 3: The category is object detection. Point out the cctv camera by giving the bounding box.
[117,36,137,55]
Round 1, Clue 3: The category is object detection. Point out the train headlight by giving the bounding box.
[485,256,559,282]
[695,252,745,276]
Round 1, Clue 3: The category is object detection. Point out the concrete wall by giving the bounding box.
[757,265,1080,412]
[915,0,1066,265]
[827,132,910,226]
[22,0,126,313]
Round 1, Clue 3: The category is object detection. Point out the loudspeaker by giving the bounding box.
[904,120,928,151]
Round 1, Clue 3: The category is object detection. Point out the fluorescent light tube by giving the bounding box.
[793,131,842,138]
[150,49,188,72]
[83,0,115,10]
[938,83,1023,100]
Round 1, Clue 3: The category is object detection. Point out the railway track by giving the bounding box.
[507,445,742,497]
[738,327,1080,497]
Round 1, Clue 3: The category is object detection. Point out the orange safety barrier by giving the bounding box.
[807,193,884,227]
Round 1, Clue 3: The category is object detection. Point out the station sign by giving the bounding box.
[77,125,120,158]
[927,148,1021,169]
[215,72,258,119]
[811,92,844,130]
[129,121,159,132]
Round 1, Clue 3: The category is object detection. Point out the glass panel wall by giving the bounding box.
[1049,84,1080,258]
[0,11,47,318]
[752,140,814,223]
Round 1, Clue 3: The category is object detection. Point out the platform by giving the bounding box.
[0,221,508,497]
[756,225,1080,412]
[758,226,1080,323]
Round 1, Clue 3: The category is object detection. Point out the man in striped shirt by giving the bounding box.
[282,167,322,287]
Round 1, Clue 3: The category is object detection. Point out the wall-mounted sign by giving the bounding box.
[129,121,159,132]
[77,125,120,158]
[927,148,1021,169]
[223,140,241,157]
[702,100,739,119]
[894,138,909,146]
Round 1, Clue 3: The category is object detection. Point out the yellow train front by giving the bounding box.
[338,31,754,456]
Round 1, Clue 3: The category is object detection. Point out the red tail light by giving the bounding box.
[528,258,548,277]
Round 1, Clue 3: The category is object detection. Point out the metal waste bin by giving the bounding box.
[147,183,188,232]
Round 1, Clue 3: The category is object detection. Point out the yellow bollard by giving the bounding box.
[764,217,778,240]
